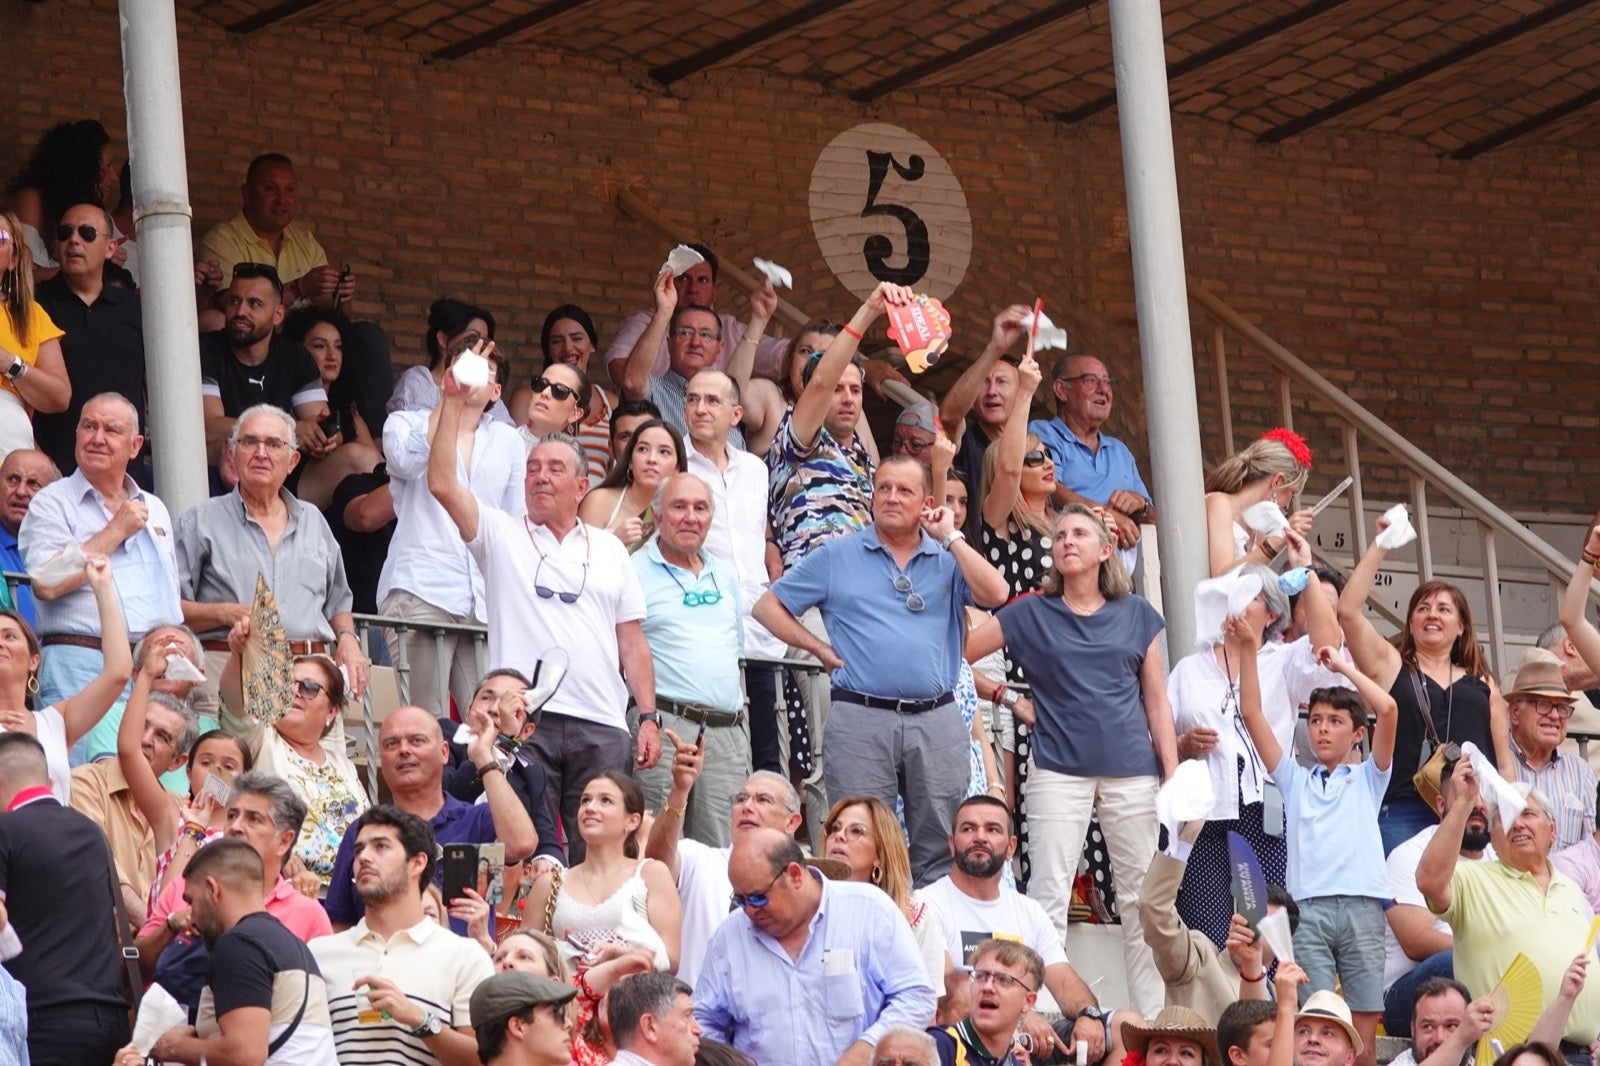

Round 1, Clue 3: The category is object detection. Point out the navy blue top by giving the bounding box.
[324,794,498,929]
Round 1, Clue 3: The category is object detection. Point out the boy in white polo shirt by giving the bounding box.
[1227,614,1396,1066]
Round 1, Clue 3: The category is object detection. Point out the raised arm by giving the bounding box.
[427,352,492,544]
[980,349,1043,532]
[724,281,776,403]
[1227,614,1282,772]
[1287,530,1345,650]
[117,648,182,858]
[921,506,1008,608]
[465,704,537,862]
[57,555,134,746]
[618,269,676,401]
[1560,518,1600,677]
[937,306,1028,439]
[1319,646,1399,771]
[1416,757,1474,913]
[644,728,703,881]
[1337,514,1405,688]
[792,282,914,448]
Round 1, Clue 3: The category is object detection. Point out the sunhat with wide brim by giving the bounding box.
[1120,1006,1222,1066]
[1295,989,1364,1057]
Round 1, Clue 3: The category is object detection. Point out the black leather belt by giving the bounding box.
[657,696,746,728]
[831,687,954,714]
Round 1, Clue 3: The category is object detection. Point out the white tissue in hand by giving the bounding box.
[164,654,205,682]
[1020,310,1069,351]
[451,350,491,390]
[753,257,793,289]
[1374,503,1417,550]
[1461,741,1530,833]
[662,244,706,277]
[452,722,478,746]
[1192,570,1264,650]
[1243,500,1291,537]
[27,543,85,586]
[1258,906,1295,964]
[132,983,189,1056]
[1156,760,1217,836]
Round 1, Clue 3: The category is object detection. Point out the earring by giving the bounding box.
[871,864,882,884]
[26,674,38,696]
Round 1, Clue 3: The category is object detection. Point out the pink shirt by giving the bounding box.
[141,871,333,942]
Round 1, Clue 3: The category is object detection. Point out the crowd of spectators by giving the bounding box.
[3,123,1600,1066]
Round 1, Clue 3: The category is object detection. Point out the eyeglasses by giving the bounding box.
[529,376,577,402]
[670,327,721,342]
[236,435,291,454]
[1518,698,1575,720]
[733,789,784,808]
[825,820,873,842]
[1022,447,1053,468]
[55,223,102,243]
[730,868,786,910]
[892,433,933,456]
[892,573,925,613]
[529,520,590,604]
[659,563,722,607]
[970,968,1036,993]
[1062,373,1116,389]
[294,678,326,699]
[0,232,15,245]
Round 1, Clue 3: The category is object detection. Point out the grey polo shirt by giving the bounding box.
[175,488,353,641]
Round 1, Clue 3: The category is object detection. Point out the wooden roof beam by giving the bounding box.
[431,0,594,61]
[1450,84,1600,159]
[650,0,859,85]
[226,0,327,33]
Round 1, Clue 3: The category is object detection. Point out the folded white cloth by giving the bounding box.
[1243,500,1290,537]
[1375,503,1417,550]
[1020,310,1069,352]
[1156,760,1216,843]
[1461,741,1530,832]
[1258,906,1295,964]
[451,350,491,389]
[662,244,705,276]
[1193,570,1264,650]
[164,654,205,682]
[132,983,188,1056]
[752,257,793,289]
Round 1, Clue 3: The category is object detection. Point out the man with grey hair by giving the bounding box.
[1502,648,1594,849]
[20,391,182,707]
[633,472,748,846]
[646,752,804,987]
[176,402,368,705]
[69,688,196,922]
[609,972,701,1066]
[1418,760,1600,1051]
[135,770,331,1001]
[430,367,658,862]
[874,1026,939,1066]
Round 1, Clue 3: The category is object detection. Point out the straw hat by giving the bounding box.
[1120,1006,1221,1066]
[1295,990,1363,1056]
[1504,648,1576,703]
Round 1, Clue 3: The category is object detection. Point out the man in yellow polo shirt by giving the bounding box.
[198,153,355,312]
[1418,758,1600,1058]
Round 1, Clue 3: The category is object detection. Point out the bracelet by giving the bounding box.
[662,802,686,819]
[993,683,1007,706]
[941,529,966,550]
[476,763,503,777]
[335,628,359,642]
[842,324,864,341]
[576,970,601,1002]
[1583,550,1600,568]
[1240,969,1267,983]
[986,783,1005,796]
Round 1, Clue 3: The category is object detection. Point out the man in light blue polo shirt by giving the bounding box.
[754,456,1008,885]
[633,472,748,846]
[1029,353,1153,555]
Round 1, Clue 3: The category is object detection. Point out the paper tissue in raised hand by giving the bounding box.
[451,349,491,390]
[752,257,793,289]
[1020,309,1069,352]
[662,244,706,277]
[164,654,205,682]
[1374,503,1417,550]
[1156,760,1216,841]
[1243,500,1291,538]
[1460,741,1532,832]
[1192,569,1264,650]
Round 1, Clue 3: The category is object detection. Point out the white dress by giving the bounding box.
[548,860,671,971]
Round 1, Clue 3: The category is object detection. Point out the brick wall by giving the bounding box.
[4,0,1598,514]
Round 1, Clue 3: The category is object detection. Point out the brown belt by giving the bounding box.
[201,639,330,656]
[40,633,107,650]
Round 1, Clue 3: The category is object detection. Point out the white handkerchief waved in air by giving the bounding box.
[1258,906,1295,964]
[451,350,491,389]
[132,982,189,1056]
[1156,759,1217,838]
[752,257,793,289]
[1242,500,1291,537]
[164,654,206,682]
[27,543,85,587]
[662,244,706,277]
[1460,741,1531,832]
[1374,503,1417,550]
[1192,570,1264,650]
[1020,310,1069,351]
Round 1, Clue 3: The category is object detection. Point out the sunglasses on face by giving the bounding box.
[56,223,102,244]
[1022,447,1053,468]
[529,376,577,402]
[294,678,326,699]
[730,869,785,910]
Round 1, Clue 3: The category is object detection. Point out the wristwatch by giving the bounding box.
[1077,1005,1108,1025]
[411,1010,444,1038]
[638,711,660,727]
[3,359,26,384]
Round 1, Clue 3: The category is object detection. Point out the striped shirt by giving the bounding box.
[766,407,874,570]
[311,918,493,1066]
[1511,739,1597,850]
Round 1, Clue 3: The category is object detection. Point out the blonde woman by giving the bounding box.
[964,503,1175,1014]
[977,350,1052,596]
[1203,429,1315,575]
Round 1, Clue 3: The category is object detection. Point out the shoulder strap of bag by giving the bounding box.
[1408,666,1443,745]
[267,967,310,1056]
[541,864,564,937]
[99,827,144,1013]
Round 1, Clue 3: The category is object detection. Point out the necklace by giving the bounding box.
[1060,590,1104,616]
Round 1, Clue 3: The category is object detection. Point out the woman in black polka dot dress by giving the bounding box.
[976,353,1054,603]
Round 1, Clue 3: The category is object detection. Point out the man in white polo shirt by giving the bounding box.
[681,368,786,775]
[429,363,659,863]
[310,805,493,1066]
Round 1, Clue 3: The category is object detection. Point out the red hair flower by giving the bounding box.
[1261,428,1312,471]
[1122,1052,1148,1066]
